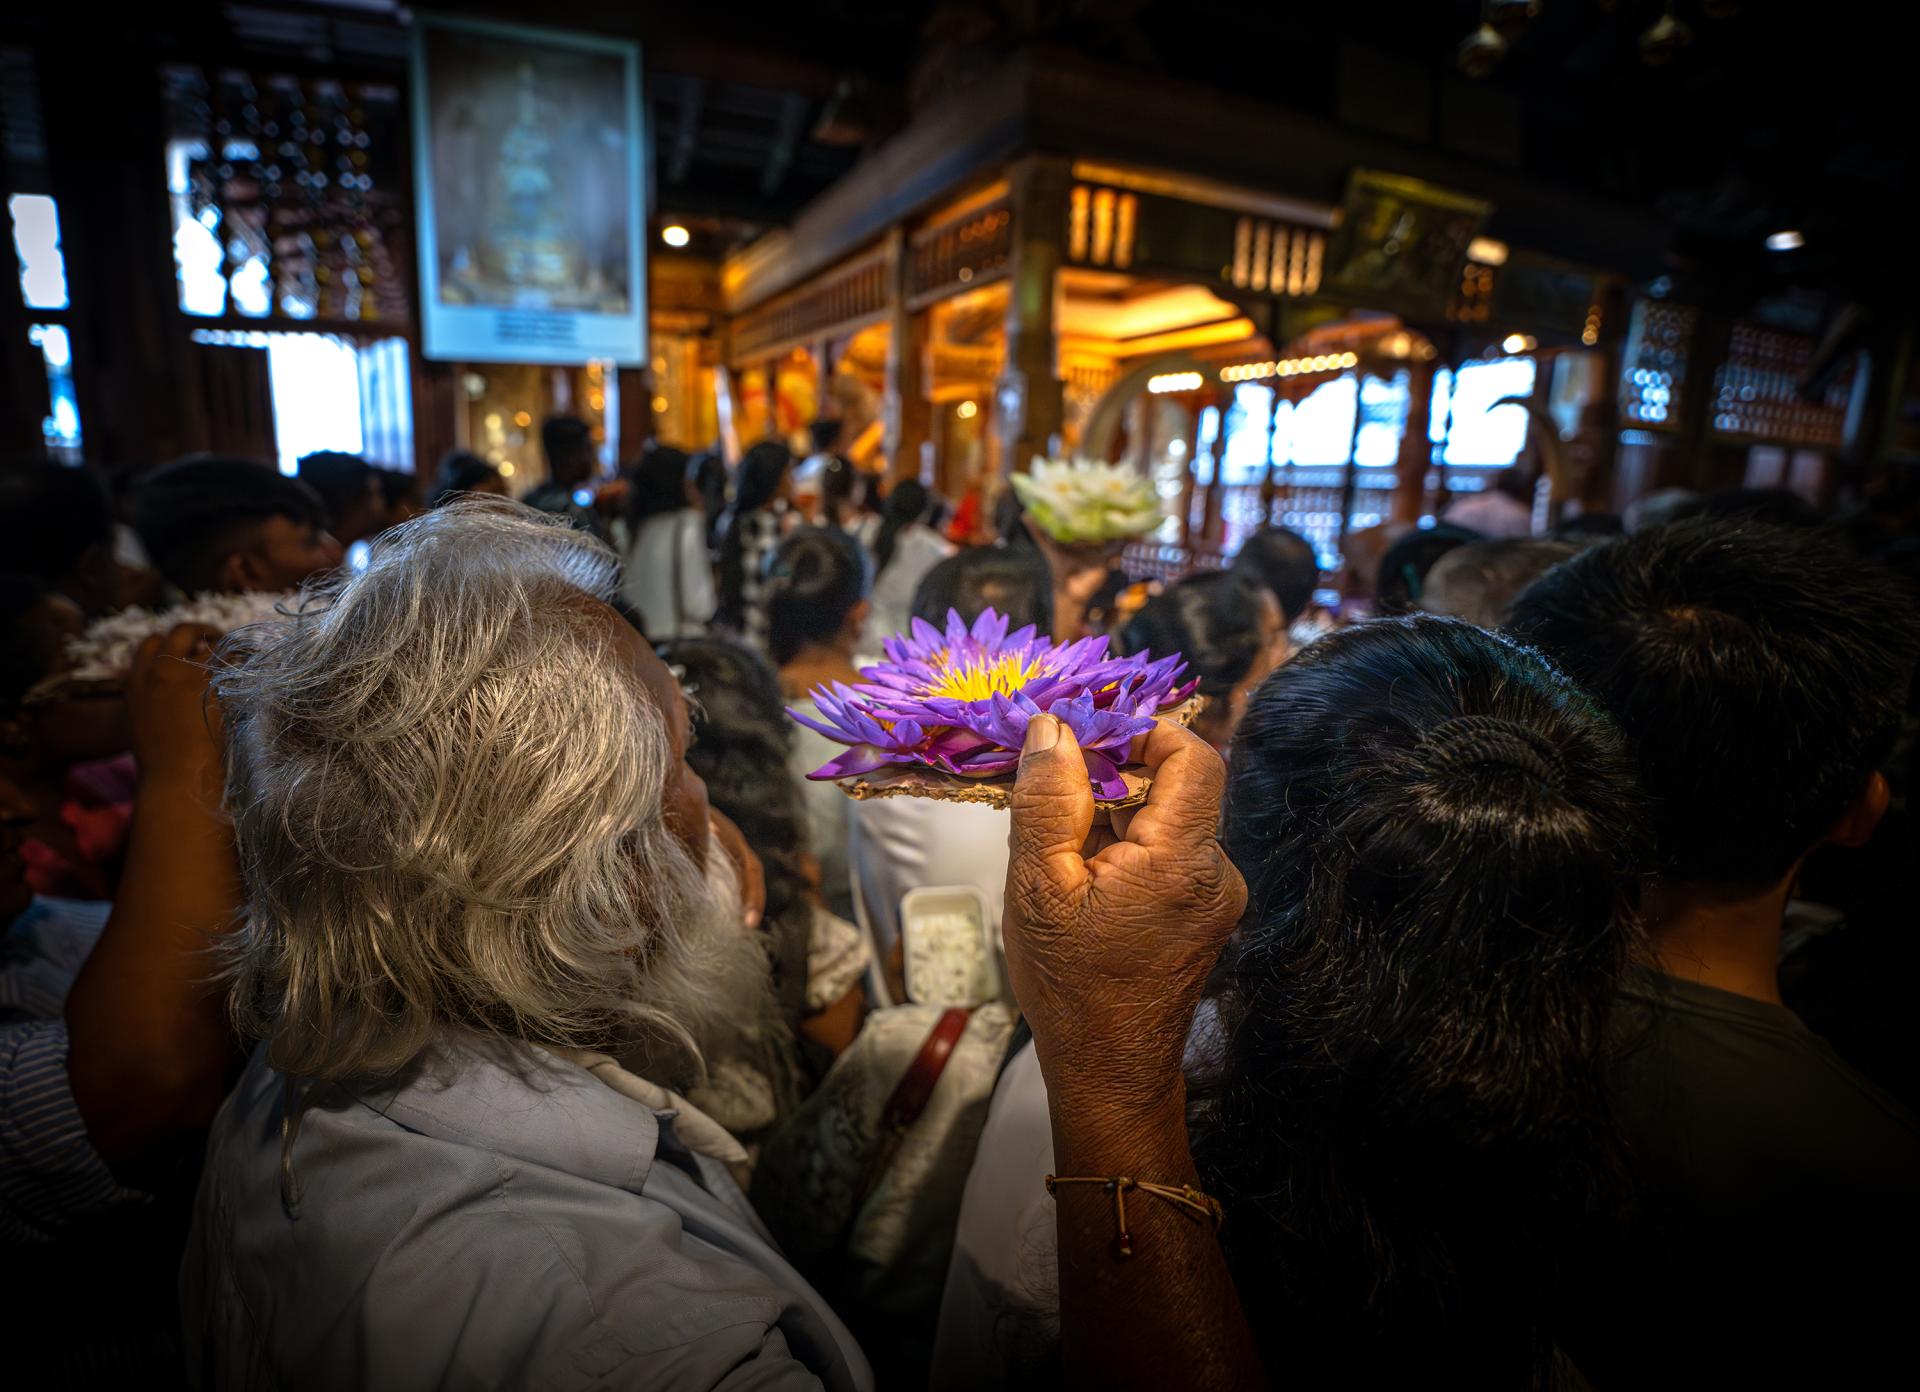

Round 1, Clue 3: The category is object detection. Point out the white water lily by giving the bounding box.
[1012,457,1162,544]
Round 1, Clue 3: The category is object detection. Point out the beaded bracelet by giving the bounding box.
[1044,1174,1225,1260]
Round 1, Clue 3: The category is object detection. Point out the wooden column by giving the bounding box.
[883,227,931,483]
[1258,384,1284,526]
[1202,390,1229,547]
[412,358,462,475]
[1676,306,1735,492]
[1336,371,1368,548]
[40,37,197,477]
[1177,406,1202,548]
[997,154,1071,475]
[1577,277,1630,512]
[616,366,655,465]
[1391,357,1436,526]
[1132,394,1155,472]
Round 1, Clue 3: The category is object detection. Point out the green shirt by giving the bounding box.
[1568,971,1920,1388]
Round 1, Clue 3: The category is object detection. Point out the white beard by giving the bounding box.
[615,829,780,1093]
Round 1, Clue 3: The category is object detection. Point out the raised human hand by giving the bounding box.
[1002,713,1246,1104]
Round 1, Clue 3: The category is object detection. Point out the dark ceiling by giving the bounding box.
[10,2,1911,301]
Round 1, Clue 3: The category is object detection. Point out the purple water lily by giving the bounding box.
[789,608,1195,800]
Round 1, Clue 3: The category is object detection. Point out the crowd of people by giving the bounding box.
[2,419,1918,1390]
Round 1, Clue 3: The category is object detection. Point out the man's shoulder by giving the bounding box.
[194,1053,842,1386]
[1613,975,1920,1199]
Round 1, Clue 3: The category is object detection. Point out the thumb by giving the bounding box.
[1008,714,1095,912]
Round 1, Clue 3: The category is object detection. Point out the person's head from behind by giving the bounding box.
[1554,511,1624,541]
[214,497,767,1086]
[1232,525,1321,625]
[297,450,388,546]
[765,527,869,667]
[732,442,793,516]
[540,415,596,490]
[819,456,873,529]
[1122,571,1283,749]
[1203,616,1642,1380]
[1623,487,1699,533]
[1508,519,1920,888]
[0,457,117,615]
[688,451,727,534]
[627,444,694,527]
[1675,486,1821,531]
[431,450,506,506]
[1420,537,1581,631]
[874,478,930,573]
[377,468,422,527]
[910,545,1052,636]
[1374,523,1480,615]
[133,456,341,595]
[807,417,844,458]
[0,573,90,777]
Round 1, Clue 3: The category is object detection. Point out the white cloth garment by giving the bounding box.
[790,701,857,922]
[931,1006,1227,1389]
[806,904,871,1012]
[928,1039,1058,1390]
[185,1039,871,1391]
[866,525,955,648]
[847,795,1009,972]
[623,508,716,638]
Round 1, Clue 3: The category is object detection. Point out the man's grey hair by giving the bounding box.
[1421,538,1583,632]
[215,496,744,1084]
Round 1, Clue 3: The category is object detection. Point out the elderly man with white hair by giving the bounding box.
[181,499,869,1390]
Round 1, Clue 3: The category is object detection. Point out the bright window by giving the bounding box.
[9,193,68,311]
[1440,358,1536,467]
[1290,376,1358,467]
[191,329,412,475]
[28,323,81,457]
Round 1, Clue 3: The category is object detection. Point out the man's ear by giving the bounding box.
[215,549,261,595]
[847,598,872,638]
[1826,771,1891,849]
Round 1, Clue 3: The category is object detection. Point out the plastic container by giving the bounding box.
[900,884,1001,1007]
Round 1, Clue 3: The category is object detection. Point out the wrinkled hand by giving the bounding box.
[1003,714,1246,1104]
[127,625,223,789]
[709,808,766,930]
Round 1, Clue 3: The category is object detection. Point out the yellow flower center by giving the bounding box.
[927,650,1042,703]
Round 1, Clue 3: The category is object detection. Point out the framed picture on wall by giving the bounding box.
[411,16,645,365]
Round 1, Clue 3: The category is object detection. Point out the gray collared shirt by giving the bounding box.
[182,1040,871,1391]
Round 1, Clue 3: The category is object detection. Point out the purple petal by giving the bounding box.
[788,705,857,742]
[808,745,894,779]
[1083,748,1128,801]
[952,747,1020,774]
[970,607,1009,648]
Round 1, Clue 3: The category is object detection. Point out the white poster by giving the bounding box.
[411,17,645,365]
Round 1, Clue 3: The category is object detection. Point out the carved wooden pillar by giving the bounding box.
[1391,357,1436,526]
[884,227,931,483]
[997,155,1070,476]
